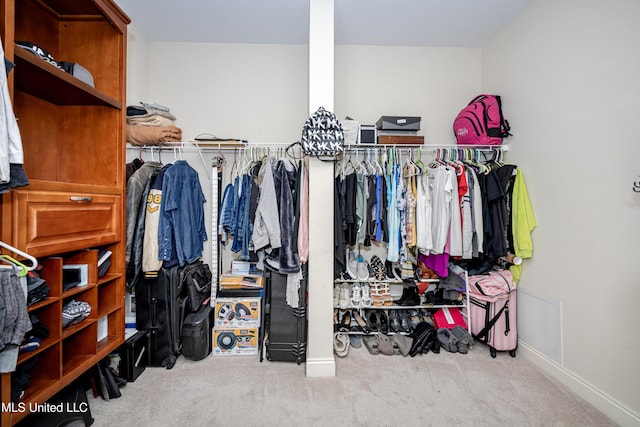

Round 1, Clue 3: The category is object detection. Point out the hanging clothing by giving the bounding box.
[510,168,536,282]
[386,163,400,262]
[125,161,163,264]
[0,269,31,373]
[343,171,358,247]
[159,160,207,267]
[265,159,300,274]
[415,171,433,252]
[252,156,281,251]
[448,166,463,257]
[428,165,454,254]
[297,160,309,264]
[468,167,484,258]
[142,164,172,273]
[0,40,28,190]
[355,171,368,245]
[127,167,159,288]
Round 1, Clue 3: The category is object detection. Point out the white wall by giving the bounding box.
[483,0,640,423]
[145,42,308,143]
[125,2,640,421]
[126,25,150,106]
[335,45,481,144]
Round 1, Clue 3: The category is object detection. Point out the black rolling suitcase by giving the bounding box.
[135,266,187,369]
[265,269,307,364]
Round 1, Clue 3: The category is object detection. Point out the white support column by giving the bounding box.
[305,0,336,378]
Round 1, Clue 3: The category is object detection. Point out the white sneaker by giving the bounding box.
[350,283,362,308]
[339,284,350,310]
[360,283,372,307]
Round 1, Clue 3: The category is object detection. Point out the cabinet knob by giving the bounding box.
[70,196,93,202]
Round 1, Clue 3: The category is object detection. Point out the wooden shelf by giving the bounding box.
[14,48,121,108]
[1,0,129,424]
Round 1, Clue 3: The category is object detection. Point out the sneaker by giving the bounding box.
[350,283,362,307]
[339,284,350,310]
[62,300,91,328]
[360,283,372,307]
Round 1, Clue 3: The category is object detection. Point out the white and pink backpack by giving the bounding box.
[453,94,511,145]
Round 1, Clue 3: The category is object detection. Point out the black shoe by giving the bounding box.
[385,261,395,280]
[388,309,401,333]
[338,311,351,332]
[366,310,380,332]
[398,284,420,306]
[424,291,436,306]
[398,310,412,333]
[393,286,410,305]
[379,310,389,334]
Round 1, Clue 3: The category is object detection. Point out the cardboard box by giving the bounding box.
[213,327,259,356]
[219,274,264,290]
[378,135,424,145]
[433,307,467,329]
[376,116,421,131]
[214,297,261,328]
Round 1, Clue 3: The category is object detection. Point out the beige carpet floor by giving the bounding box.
[86,341,617,427]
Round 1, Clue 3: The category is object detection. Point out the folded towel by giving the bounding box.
[127,124,183,146]
[127,114,175,128]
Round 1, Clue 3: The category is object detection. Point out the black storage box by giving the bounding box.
[119,330,148,382]
[182,305,213,361]
[376,116,421,131]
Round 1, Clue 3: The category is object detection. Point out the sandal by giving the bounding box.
[369,283,384,307]
[380,283,393,306]
[352,310,372,334]
[339,310,352,332]
[334,333,350,357]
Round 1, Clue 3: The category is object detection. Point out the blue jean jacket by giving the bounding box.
[158,160,208,266]
[231,174,251,260]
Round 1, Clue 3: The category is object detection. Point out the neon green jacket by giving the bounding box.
[510,168,536,282]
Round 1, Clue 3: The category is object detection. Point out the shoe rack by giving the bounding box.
[333,269,470,338]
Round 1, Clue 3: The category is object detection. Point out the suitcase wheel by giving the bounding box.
[490,348,497,358]
[509,350,516,358]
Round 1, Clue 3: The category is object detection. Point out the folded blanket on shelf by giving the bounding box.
[127,114,175,128]
[126,124,183,146]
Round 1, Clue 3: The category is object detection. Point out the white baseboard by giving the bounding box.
[305,356,336,378]
[519,342,640,427]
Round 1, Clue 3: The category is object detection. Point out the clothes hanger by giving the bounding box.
[0,240,37,273]
[0,255,28,277]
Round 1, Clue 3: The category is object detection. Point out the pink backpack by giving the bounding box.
[453,94,511,145]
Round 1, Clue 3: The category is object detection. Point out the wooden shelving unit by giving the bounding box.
[0,0,130,424]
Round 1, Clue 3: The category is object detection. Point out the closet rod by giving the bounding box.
[126,142,298,151]
[342,144,510,152]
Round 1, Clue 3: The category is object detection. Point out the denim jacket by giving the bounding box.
[158,160,207,266]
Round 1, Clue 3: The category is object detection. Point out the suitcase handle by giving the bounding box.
[475,300,509,340]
